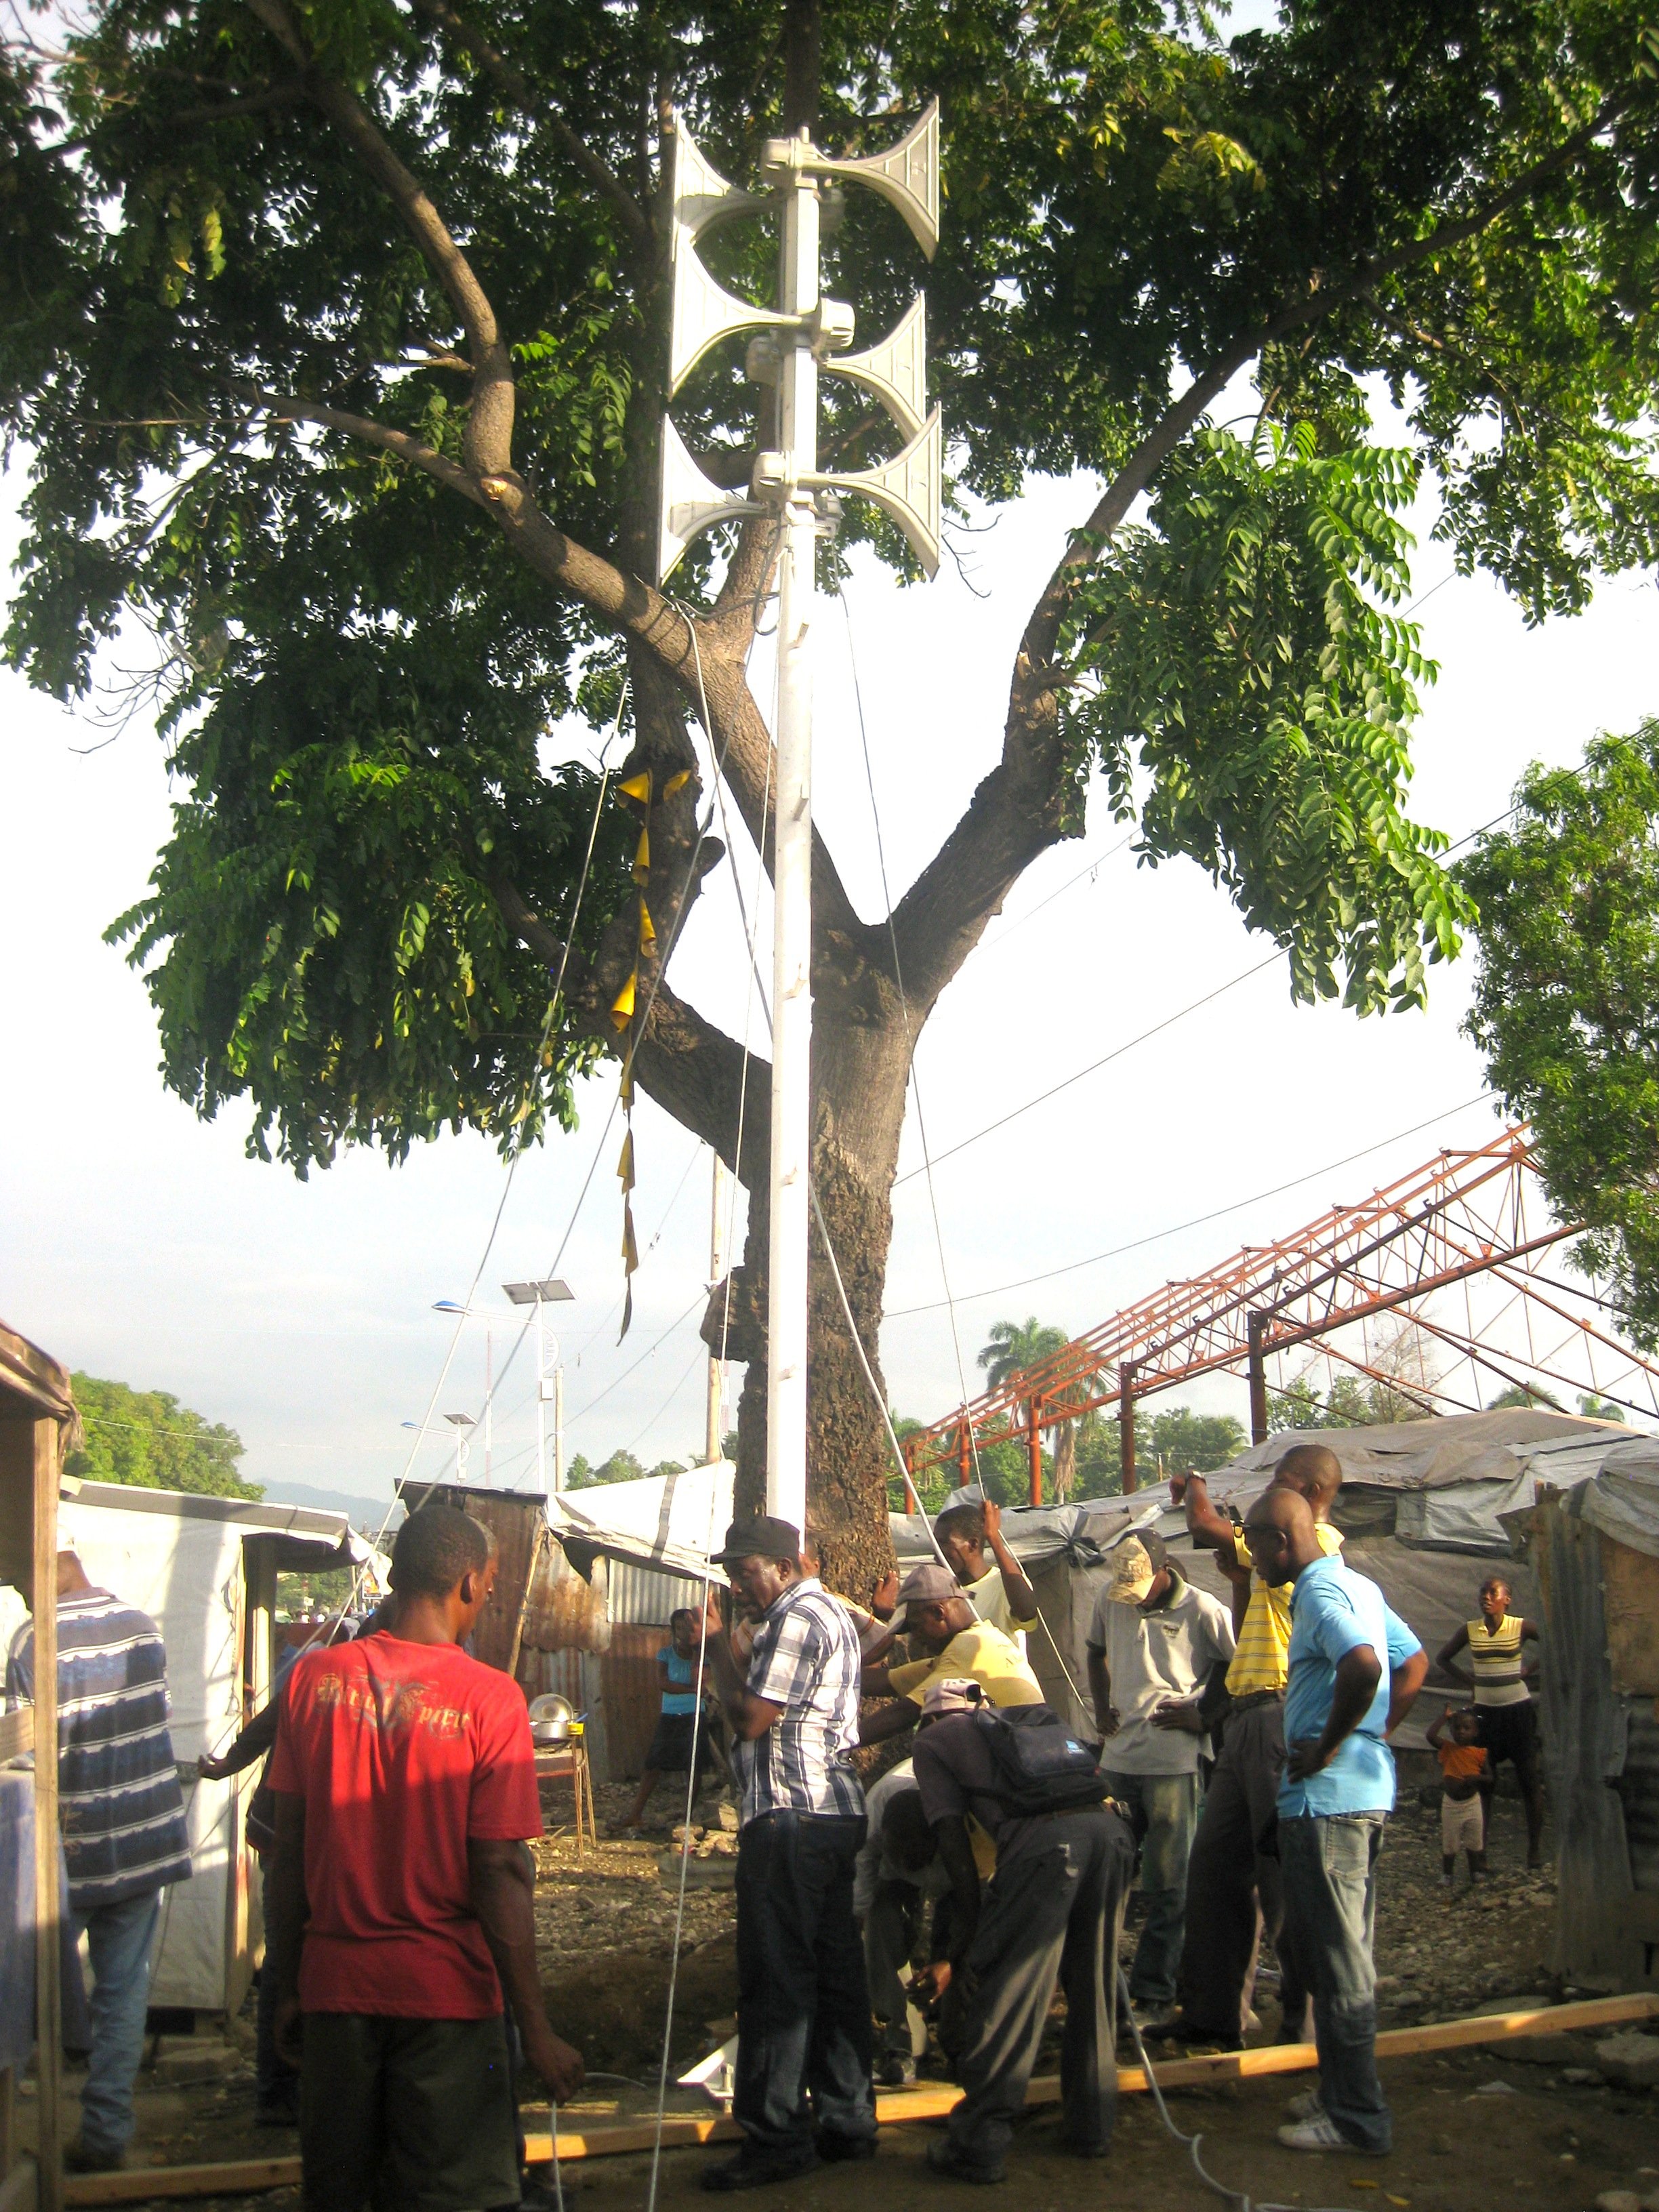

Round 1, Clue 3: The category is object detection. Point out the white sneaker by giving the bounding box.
[1284,2088,1324,2122]
[1277,2114,1384,2155]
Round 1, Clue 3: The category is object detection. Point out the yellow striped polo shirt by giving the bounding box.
[1467,1612,1529,1706]
[1227,1521,1345,1696]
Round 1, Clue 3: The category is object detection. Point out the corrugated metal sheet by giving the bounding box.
[607,1558,703,1626]
[1619,1706,1659,1894]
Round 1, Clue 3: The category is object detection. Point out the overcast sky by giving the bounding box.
[4,384,1656,1509]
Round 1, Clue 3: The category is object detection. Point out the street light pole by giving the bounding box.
[502,1279,575,1497]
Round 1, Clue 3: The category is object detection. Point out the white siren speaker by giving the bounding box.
[812,409,942,577]
[824,291,928,441]
[815,102,940,260]
[668,112,768,241]
[668,115,787,394]
[658,416,762,583]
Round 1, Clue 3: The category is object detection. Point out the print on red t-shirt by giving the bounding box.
[268,1635,543,2018]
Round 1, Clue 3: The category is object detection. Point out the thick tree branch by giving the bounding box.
[891,79,1643,1010]
[243,0,514,476]
[405,0,652,251]
[247,389,492,506]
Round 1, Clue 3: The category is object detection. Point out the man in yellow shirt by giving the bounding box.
[1156,1443,1345,2049]
[859,1565,1044,1744]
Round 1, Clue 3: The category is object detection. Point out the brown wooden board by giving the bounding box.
[60,1992,1659,2203]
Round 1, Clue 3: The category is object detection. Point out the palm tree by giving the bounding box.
[978,1317,1069,1393]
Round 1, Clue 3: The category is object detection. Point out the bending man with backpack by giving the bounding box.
[909,1688,1135,2183]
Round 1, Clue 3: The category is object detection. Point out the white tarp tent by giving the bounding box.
[1,1479,386,2014]
[546,1460,733,1578]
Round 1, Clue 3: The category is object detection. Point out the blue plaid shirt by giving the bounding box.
[735,1577,864,1826]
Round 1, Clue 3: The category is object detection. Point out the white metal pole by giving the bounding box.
[535,1298,548,1495]
[765,149,819,1538]
[554,1362,565,1493]
[708,1147,726,1464]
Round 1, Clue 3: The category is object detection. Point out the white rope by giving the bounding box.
[643,608,775,2212]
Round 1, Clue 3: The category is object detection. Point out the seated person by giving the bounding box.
[860,1565,1043,1744]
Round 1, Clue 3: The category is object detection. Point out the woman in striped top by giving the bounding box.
[1434,1575,1544,1866]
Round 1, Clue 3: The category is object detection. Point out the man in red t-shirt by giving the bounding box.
[267,1504,583,2211]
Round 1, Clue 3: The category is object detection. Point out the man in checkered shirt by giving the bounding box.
[700,1515,874,2190]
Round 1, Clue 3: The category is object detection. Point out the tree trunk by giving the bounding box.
[703,965,912,1601]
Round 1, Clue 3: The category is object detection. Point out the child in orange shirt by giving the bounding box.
[1426,1705,1490,1889]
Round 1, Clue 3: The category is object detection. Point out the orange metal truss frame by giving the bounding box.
[900,1124,1659,1499]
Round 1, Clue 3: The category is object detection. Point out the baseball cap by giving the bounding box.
[711,1515,802,1565]
[895,1561,960,1619]
[1103,1532,1166,1605]
[920,1676,983,1717]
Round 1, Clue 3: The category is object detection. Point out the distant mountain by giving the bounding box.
[255,1478,401,1528]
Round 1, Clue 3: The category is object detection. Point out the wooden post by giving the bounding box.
[1118,1366,1137,1494]
[34,1416,63,2212]
[1247,1311,1269,1444]
[956,1422,971,1489]
[1026,1401,1043,1509]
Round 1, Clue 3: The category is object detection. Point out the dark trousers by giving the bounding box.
[1176,1699,1308,2039]
[299,2012,520,2212]
[734,1810,875,2158]
[1279,1813,1391,2154]
[946,1807,1134,2173]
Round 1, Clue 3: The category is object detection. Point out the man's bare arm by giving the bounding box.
[1385,1647,1429,1736]
[468,1839,584,2100]
[857,1698,920,1746]
[981,1500,1038,1620]
[1086,1647,1118,1737]
[701,1625,785,1741]
[1183,1475,1242,1568]
[266,1793,309,2068]
[1287,1645,1382,1780]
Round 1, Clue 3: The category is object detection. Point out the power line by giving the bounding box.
[882,1092,1496,1315]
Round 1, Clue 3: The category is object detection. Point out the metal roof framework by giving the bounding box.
[900,1126,1659,1499]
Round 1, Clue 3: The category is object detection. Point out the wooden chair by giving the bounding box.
[534,1739,597,1854]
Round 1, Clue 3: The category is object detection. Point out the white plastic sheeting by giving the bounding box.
[546,1460,733,1577]
[1,1482,385,2011]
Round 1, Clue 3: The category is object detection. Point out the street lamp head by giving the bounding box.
[503,1279,575,1306]
[433,1299,466,1314]
[444,1412,476,1429]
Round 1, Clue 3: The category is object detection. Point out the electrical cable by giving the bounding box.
[884,1093,1495,1315]
[644,661,774,2212]
[1117,1967,1360,2212]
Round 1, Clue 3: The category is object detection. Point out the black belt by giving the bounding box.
[1227,1689,1284,1712]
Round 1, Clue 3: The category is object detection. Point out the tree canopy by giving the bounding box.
[5,0,1658,1172]
[67,1372,261,1498]
[1457,723,1659,1347]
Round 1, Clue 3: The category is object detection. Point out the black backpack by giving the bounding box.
[975,1702,1110,1817]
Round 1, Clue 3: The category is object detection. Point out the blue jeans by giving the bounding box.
[1101,1769,1200,2006]
[73,1887,162,2157]
[1279,1814,1391,2153]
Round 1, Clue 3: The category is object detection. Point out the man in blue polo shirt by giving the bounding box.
[1242,1488,1426,2158]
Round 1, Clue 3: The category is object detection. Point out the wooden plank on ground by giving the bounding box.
[60,1990,1659,2201]
[62,2158,300,2207]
